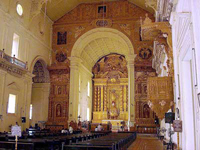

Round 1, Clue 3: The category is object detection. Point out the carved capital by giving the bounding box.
[127,54,137,67]
[69,57,82,69]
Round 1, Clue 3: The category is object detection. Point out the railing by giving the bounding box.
[0,49,27,70]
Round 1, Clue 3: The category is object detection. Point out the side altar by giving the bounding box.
[92,54,129,123]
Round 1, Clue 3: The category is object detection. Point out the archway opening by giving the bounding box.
[91,53,128,129]
[30,59,50,128]
[69,28,136,128]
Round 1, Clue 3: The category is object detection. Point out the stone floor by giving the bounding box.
[128,134,164,150]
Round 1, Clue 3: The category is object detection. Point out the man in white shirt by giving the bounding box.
[69,125,73,134]
[97,124,103,131]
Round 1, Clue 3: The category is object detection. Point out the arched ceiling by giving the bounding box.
[43,0,154,21]
[81,37,128,69]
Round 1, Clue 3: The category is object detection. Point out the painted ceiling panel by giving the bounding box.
[43,0,153,21]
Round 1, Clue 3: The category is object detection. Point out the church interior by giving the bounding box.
[0,0,200,149]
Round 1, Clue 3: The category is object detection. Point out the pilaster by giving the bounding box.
[69,57,82,122]
[127,54,137,126]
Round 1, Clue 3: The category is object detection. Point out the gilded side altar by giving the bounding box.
[92,54,128,123]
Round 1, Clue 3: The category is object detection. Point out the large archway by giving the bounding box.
[30,59,50,127]
[69,28,136,127]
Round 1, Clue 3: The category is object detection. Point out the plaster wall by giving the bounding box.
[0,0,52,132]
[168,0,200,149]
[78,65,93,121]
[30,83,50,126]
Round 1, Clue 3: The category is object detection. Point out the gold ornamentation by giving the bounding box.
[147,77,173,119]
[119,24,131,36]
[92,54,128,122]
[141,14,174,77]
[75,26,85,38]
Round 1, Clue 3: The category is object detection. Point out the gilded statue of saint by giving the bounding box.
[109,91,119,119]
[110,101,118,119]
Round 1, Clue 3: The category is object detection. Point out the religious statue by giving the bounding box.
[56,104,62,117]
[98,6,106,17]
[109,91,119,119]
[58,86,62,95]
[109,101,119,119]
[143,104,150,118]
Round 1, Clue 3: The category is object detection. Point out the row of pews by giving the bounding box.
[0,131,109,150]
[64,132,137,150]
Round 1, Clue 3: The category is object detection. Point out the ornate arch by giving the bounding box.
[71,28,134,58]
[31,56,50,83]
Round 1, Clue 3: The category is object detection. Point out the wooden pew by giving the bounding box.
[63,132,136,150]
[0,141,34,150]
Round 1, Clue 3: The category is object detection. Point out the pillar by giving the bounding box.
[127,54,136,127]
[69,57,82,122]
[23,72,34,130]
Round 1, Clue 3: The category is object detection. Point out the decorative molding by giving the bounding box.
[75,26,85,38]
[119,24,131,36]
[147,77,174,119]
[92,19,112,28]
[145,0,158,11]
[0,58,27,77]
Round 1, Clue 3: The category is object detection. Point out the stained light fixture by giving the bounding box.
[16,3,23,16]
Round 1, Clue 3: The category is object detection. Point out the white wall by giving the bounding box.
[169,0,200,149]
[0,0,52,132]
[78,64,93,121]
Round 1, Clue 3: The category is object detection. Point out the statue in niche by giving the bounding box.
[98,6,106,18]
[57,32,67,45]
[56,104,62,117]
[144,85,147,94]
[58,86,62,95]
[143,104,150,118]
[138,84,142,94]
[109,90,119,119]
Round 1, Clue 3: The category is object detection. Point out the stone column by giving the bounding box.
[127,54,136,127]
[23,72,34,130]
[0,70,7,116]
[69,57,82,122]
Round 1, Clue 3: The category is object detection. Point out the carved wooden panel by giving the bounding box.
[47,68,70,128]
[49,1,156,125]
[147,77,173,119]
[135,71,157,126]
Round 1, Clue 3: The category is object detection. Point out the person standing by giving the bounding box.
[69,125,73,134]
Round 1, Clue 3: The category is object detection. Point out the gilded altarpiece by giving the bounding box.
[49,0,156,126]
[92,54,128,123]
[135,70,157,126]
[47,67,70,128]
[134,41,158,127]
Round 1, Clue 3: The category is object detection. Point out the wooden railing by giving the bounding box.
[0,49,27,70]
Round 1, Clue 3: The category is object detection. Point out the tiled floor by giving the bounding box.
[128,135,164,150]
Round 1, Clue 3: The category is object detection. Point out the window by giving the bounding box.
[87,108,90,121]
[87,81,90,97]
[11,33,20,58]
[29,104,32,119]
[7,94,16,114]
[16,4,23,16]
